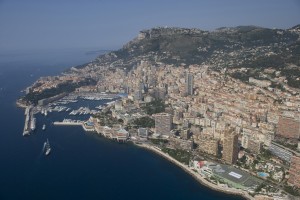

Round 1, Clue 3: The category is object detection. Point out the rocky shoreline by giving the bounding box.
[16,99,29,108]
[136,143,254,200]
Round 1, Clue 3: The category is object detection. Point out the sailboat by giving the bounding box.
[42,124,46,130]
[44,139,51,156]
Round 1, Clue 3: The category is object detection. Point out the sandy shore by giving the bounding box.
[136,143,254,200]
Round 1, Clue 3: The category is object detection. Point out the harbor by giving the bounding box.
[21,92,121,137]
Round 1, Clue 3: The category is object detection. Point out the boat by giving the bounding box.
[44,139,51,156]
[42,124,46,131]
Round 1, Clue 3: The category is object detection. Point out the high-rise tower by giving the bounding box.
[185,73,194,96]
[222,128,239,164]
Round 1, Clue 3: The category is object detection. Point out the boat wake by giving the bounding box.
[37,142,47,158]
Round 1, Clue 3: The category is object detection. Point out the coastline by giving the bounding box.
[16,94,254,200]
[136,143,254,200]
[16,100,28,109]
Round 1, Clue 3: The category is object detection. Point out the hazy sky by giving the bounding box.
[0,0,299,51]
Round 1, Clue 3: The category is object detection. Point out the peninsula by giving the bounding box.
[18,25,300,200]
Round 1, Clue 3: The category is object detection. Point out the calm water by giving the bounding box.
[0,49,244,200]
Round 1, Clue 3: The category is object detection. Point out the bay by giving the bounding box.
[0,48,244,200]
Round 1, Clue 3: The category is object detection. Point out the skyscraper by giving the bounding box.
[222,128,239,164]
[154,113,172,136]
[185,73,194,96]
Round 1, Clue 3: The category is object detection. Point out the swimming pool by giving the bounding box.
[257,172,269,177]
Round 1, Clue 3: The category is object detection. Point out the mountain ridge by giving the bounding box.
[89,25,299,67]
[76,25,300,87]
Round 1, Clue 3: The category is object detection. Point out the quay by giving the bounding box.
[53,119,83,126]
[54,119,96,132]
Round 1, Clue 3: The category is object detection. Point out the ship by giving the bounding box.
[42,124,46,131]
[44,139,51,156]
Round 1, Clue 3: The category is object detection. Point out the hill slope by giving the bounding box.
[90,26,300,68]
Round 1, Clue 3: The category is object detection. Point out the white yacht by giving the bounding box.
[44,139,51,156]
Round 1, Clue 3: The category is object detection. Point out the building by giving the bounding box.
[169,137,193,151]
[154,113,172,136]
[197,135,219,156]
[116,128,129,142]
[114,100,123,111]
[249,77,271,87]
[248,139,262,154]
[269,142,293,163]
[37,93,67,106]
[222,128,239,164]
[209,164,262,190]
[181,129,191,140]
[277,116,300,139]
[185,72,194,96]
[134,90,143,101]
[288,155,300,188]
[154,86,166,100]
[138,128,148,138]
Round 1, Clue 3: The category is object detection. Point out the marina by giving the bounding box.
[21,92,120,137]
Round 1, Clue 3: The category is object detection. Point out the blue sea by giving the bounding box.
[0,48,245,200]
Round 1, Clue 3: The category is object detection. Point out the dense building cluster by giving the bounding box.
[27,57,300,194]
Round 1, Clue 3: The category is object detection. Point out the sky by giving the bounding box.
[0,0,299,51]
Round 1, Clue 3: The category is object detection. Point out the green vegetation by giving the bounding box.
[23,78,97,104]
[133,116,155,128]
[260,149,272,160]
[162,147,192,165]
[255,183,266,193]
[231,71,251,82]
[149,138,168,146]
[91,26,300,77]
[284,185,300,196]
[142,99,165,115]
[275,140,298,151]
[281,68,300,88]
[242,55,284,69]
[94,110,120,127]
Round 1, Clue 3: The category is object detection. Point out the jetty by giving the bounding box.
[23,106,35,136]
[53,119,83,126]
[53,119,97,133]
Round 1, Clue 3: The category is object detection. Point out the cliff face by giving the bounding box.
[90,25,300,70]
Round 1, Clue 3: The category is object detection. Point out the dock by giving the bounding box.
[53,119,83,126]
[53,119,96,132]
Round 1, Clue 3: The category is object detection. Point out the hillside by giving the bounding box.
[80,25,300,87]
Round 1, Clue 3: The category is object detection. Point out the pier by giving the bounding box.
[23,106,34,136]
[53,119,96,132]
[53,119,83,126]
